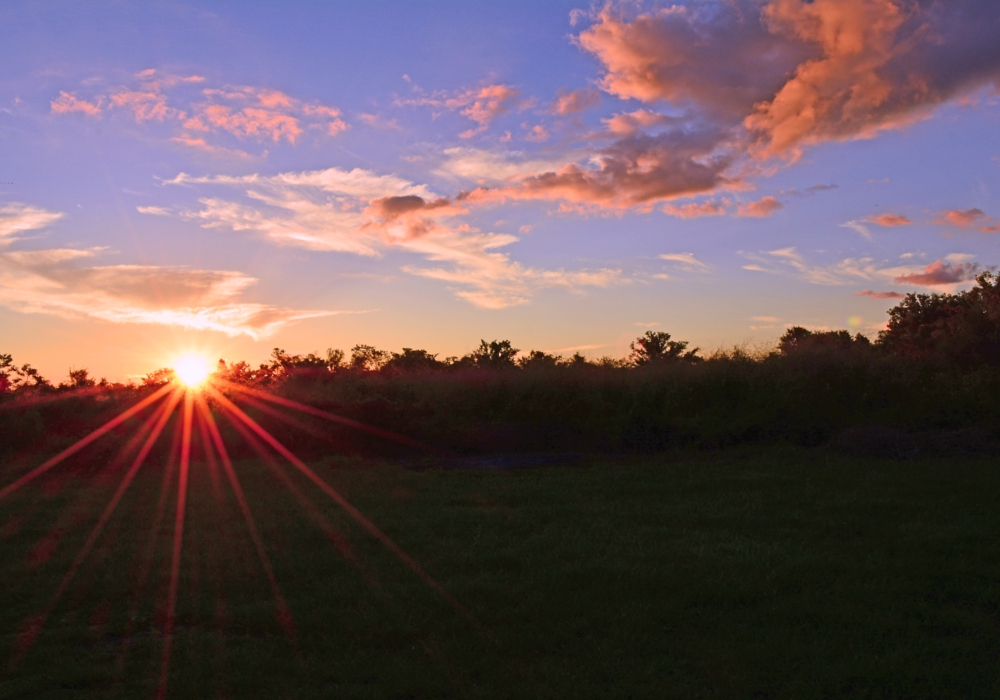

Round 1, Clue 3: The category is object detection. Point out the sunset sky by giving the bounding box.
[2,0,999,382]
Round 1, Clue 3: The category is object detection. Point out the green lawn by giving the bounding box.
[2,447,999,698]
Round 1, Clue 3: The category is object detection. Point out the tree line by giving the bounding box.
[4,272,1000,395]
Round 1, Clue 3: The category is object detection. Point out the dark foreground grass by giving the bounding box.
[1,447,999,699]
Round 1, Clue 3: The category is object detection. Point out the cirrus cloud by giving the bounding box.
[0,246,334,338]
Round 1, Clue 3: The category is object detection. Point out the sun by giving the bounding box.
[172,354,212,388]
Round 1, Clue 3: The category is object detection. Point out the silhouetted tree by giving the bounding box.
[778,327,871,355]
[350,344,390,372]
[383,348,442,372]
[517,350,560,370]
[467,339,519,369]
[0,354,51,392]
[142,368,176,388]
[66,367,96,389]
[628,331,700,366]
[877,273,1000,366]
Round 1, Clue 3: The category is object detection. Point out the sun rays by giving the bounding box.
[0,370,471,696]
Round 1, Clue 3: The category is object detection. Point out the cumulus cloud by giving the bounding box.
[50,70,346,153]
[0,247,330,338]
[893,259,983,286]
[0,203,63,245]
[737,196,783,218]
[574,0,1000,167]
[868,213,912,226]
[166,166,620,308]
[465,128,734,209]
[934,208,987,227]
[551,88,601,115]
[602,109,677,137]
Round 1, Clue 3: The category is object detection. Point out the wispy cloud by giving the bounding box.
[659,252,708,269]
[0,203,64,245]
[164,166,622,308]
[743,247,990,292]
[0,247,332,338]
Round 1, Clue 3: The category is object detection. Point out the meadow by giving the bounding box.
[2,447,999,699]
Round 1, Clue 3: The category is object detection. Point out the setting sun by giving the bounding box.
[172,354,212,388]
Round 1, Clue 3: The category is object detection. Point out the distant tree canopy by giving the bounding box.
[628,331,701,366]
[778,328,872,355]
[877,272,1000,366]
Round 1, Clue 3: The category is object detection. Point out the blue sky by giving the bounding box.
[1,0,998,381]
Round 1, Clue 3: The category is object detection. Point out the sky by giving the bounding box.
[1,0,999,382]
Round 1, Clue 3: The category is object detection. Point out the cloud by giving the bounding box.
[0,247,330,338]
[51,70,346,153]
[662,201,727,218]
[856,289,905,299]
[398,83,522,138]
[892,259,983,286]
[523,123,549,142]
[841,220,873,240]
[110,90,183,122]
[934,208,987,227]
[737,196,783,218]
[136,205,169,216]
[551,88,601,115]
[465,127,734,209]
[576,1,1000,163]
[602,109,676,137]
[166,166,620,308]
[868,213,912,227]
[358,113,401,130]
[743,247,988,291]
[50,91,102,117]
[659,252,708,268]
[577,4,811,118]
[432,147,573,184]
[0,203,63,245]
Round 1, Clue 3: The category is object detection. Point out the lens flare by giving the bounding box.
[172,354,211,388]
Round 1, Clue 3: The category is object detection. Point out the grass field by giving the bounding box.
[2,447,999,699]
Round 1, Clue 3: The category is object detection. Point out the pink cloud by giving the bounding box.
[576,2,1000,161]
[893,259,982,286]
[50,72,346,153]
[399,83,522,138]
[50,91,102,117]
[662,201,727,219]
[934,208,987,227]
[737,196,783,218]
[551,88,601,115]
[464,128,733,209]
[109,90,183,122]
[867,213,912,227]
[523,123,549,142]
[856,289,905,299]
[602,109,675,136]
[200,105,302,143]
